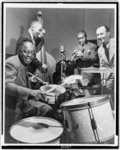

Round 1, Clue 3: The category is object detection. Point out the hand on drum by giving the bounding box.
[29,90,45,102]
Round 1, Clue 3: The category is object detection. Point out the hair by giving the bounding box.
[77,30,87,38]
[97,25,110,32]
[104,25,110,32]
[18,39,34,53]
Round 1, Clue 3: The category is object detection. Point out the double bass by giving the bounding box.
[35,11,56,83]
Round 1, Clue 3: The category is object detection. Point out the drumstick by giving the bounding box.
[28,72,48,85]
[46,83,65,93]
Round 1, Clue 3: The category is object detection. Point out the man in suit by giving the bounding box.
[96,25,115,109]
[71,30,101,90]
[5,40,53,142]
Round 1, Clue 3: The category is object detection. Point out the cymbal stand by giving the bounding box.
[101,72,107,94]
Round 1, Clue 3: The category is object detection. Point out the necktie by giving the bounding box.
[103,44,109,62]
[25,67,31,88]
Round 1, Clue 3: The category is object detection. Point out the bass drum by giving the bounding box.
[61,95,115,144]
[10,117,63,144]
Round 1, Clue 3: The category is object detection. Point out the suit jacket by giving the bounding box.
[98,38,115,68]
[98,38,115,103]
[5,55,32,126]
[72,41,99,67]
[98,38,115,80]
[72,41,100,86]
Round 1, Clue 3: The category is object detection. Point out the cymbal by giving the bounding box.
[63,75,83,84]
[81,67,114,73]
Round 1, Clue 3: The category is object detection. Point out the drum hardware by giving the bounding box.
[28,72,48,85]
[68,85,85,98]
[88,102,100,143]
[74,124,79,130]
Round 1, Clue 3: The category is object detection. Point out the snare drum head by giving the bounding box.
[61,95,109,109]
[10,117,63,144]
[40,84,65,95]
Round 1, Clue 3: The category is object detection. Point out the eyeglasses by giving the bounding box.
[22,49,35,56]
[39,28,45,34]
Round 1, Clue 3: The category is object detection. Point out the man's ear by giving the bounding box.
[107,31,110,37]
[31,26,34,32]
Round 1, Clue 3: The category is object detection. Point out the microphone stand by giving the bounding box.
[60,46,66,83]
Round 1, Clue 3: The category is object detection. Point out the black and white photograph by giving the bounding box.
[1,2,119,149]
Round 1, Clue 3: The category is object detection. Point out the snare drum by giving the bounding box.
[61,95,114,144]
[40,84,66,104]
[10,117,63,144]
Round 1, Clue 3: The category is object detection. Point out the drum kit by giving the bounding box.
[9,67,115,144]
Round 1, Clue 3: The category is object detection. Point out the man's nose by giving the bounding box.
[97,34,102,39]
[28,52,33,57]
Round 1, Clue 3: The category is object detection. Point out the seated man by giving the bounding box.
[71,30,101,94]
[16,20,56,83]
[5,39,53,142]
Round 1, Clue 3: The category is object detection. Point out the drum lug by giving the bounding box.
[74,124,79,130]
[64,120,69,129]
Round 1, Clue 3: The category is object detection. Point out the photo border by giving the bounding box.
[1,1,119,149]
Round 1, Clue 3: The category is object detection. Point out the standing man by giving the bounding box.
[96,25,115,109]
[5,40,53,142]
[71,30,100,90]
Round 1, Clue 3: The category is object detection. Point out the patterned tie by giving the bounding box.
[103,44,109,62]
[25,67,31,88]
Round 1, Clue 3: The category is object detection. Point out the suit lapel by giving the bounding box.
[108,44,114,63]
[19,62,27,87]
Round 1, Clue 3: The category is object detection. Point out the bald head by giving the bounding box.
[30,20,45,40]
[96,25,110,44]
[30,20,42,29]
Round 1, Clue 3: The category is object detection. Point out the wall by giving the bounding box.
[5,8,114,60]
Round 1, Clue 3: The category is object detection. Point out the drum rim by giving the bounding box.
[61,95,111,110]
[40,84,66,96]
[9,116,63,144]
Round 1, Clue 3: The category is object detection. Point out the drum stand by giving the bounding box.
[101,72,106,94]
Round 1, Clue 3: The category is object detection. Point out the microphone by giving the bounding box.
[60,45,65,54]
